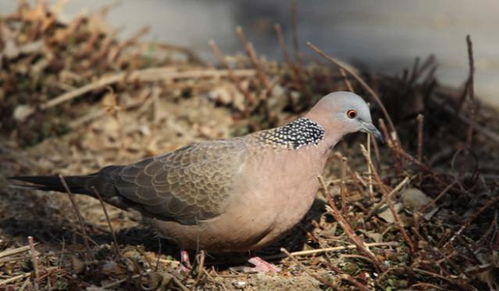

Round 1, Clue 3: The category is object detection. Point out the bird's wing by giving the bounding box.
[108,139,248,224]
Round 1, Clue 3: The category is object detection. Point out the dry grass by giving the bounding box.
[1,1,498,290]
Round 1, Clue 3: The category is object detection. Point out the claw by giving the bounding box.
[177,250,192,273]
[247,256,281,273]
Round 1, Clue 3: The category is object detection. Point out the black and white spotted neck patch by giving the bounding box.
[257,117,325,149]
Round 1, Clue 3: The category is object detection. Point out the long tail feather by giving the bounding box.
[9,175,93,195]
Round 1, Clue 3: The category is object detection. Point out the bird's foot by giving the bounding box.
[247,256,281,273]
[177,250,192,273]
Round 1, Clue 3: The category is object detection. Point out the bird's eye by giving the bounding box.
[346,109,357,119]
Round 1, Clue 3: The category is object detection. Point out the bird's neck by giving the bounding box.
[303,112,344,153]
[254,117,326,150]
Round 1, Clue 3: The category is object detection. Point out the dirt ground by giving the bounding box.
[1,2,498,290]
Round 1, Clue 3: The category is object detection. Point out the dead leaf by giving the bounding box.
[377,203,403,224]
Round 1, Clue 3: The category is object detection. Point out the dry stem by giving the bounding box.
[366,176,411,219]
[417,114,424,162]
[209,40,256,106]
[0,244,36,260]
[444,195,499,248]
[281,248,335,288]
[339,68,354,92]
[235,26,273,96]
[322,261,371,291]
[274,23,304,92]
[360,145,416,253]
[21,68,256,119]
[58,175,92,257]
[318,176,384,272]
[91,186,120,258]
[290,0,302,65]
[465,35,476,148]
[28,236,40,290]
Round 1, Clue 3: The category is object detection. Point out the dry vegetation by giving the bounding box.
[1,1,498,290]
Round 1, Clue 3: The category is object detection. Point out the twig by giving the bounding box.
[274,23,292,67]
[443,195,499,248]
[271,242,398,258]
[419,181,457,213]
[0,273,32,286]
[101,273,189,290]
[69,95,149,129]
[194,250,206,286]
[339,68,354,91]
[0,267,59,290]
[465,35,476,148]
[367,176,411,219]
[338,156,348,213]
[203,269,228,291]
[274,23,304,92]
[340,254,377,263]
[366,134,374,199]
[100,272,189,291]
[378,118,403,174]
[408,57,420,85]
[150,42,206,65]
[91,187,120,258]
[209,40,255,106]
[280,248,335,288]
[155,239,162,272]
[410,282,447,290]
[21,68,256,118]
[477,210,498,245]
[322,261,370,291]
[319,176,384,271]
[413,268,468,288]
[307,42,397,137]
[417,114,424,162]
[0,244,37,259]
[19,277,31,291]
[394,146,455,192]
[360,145,416,253]
[375,266,405,285]
[170,275,191,291]
[58,175,92,257]
[100,276,135,289]
[431,93,499,144]
[235,26,273,95]
[115,26,150,58]
[371,134,382,167]
[290,0,302,65]
[28,236,40,291]
[377,118,392,148]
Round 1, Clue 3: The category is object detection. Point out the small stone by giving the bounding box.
[233,280,247,289]
[401,188,432,211]
[13,105,35,122]
[70,256,85,274]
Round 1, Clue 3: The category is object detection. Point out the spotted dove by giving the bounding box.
[11,91,382,269]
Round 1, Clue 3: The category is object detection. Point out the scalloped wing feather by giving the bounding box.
[111,139,248,224]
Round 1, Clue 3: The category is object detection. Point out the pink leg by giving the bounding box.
[248,256,281,273]
[178,250,192,273]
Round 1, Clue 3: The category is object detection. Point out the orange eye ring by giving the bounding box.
[346,109,357,119]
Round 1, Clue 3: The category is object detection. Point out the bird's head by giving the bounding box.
[305,91,383,143]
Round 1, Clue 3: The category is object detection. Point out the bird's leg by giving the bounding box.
[247,256,281,273]
[178,249,192,273]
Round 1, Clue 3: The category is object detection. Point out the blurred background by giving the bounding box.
[2,0,498,107]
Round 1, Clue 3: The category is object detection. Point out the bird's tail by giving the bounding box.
[9,175,94,195]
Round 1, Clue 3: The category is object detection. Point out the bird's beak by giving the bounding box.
[360,121,384,143]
